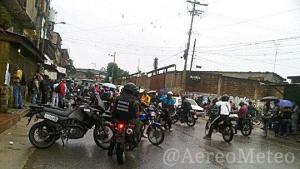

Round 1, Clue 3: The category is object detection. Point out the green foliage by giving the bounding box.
[0,3,13,30]
[104,62,129,83]
[85,70,94,79]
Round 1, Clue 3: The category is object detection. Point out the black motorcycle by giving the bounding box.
[205,109,234,143]
[112,120,142,164]
[25,102,113,149]
[172,106,197,127]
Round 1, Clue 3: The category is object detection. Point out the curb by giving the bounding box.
[0,108,29,134]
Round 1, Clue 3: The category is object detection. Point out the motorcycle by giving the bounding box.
[230,113,253,136]
[25,97,113,149]
[204,109,234,143]
[172,106,197,127]
[139,105,165,145]
[112,120,142,164]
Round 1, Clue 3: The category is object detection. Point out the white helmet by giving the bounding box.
[167,91,173,95]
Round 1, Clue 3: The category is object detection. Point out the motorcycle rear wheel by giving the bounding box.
[241,123,252,136]
[29,122,56,149]
[222,125,234,143]
[116,143,125,165]
[186,115,196,127]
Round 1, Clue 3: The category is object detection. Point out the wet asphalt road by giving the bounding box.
[23,119,300,169]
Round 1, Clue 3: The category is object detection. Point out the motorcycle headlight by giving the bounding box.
[150,111,156,116]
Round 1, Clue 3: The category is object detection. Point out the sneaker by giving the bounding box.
[169,128,173,132]
[203,135,211,140]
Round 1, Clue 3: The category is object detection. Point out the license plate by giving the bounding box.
[44,113,58,122]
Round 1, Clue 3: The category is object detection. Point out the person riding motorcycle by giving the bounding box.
[140,90,151,107]
[180,96,192,121]
[235,102,248,134]
[204,95,231,140]
[160,91,176,131]
[108,82,141,156]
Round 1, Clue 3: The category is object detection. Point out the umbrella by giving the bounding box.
[261,96,279,102]
[102,83,116,89]
[277,99,294,108]
[147,90,157,94]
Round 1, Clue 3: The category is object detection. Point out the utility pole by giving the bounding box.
[109,52,116,83]
[182,0,207,89]
[273,44,279,82]
[189,39,197,71]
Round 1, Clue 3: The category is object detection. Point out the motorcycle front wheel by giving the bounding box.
[148,124,165,145]
[204,121,210,136]
[222,125,234,143]
[29,122,56,149]
[93,123,114,150]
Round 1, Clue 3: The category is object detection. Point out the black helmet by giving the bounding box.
[123,82,138,94]
[221,94,229,101]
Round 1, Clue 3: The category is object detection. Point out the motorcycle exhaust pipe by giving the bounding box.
[126,128,134,135]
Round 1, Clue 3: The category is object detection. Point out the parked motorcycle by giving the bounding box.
[204,109,234,143]
[112,120,142,164]
[139,105,165,145]
[172,106,197,127]
[25,98,113,149]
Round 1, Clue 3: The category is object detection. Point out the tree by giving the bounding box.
[0,3,13,30]
[85,70,94,79]
[105,62,129,83]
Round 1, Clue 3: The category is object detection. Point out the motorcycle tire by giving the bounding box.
[148,124,165,146]
[172,114,179,124]
[93,123,114,150]
[116,143,125,165]
[222,125,234,143]
[204,121,210,136]
[141,123,149,138]
[130,126,143,150]
[241,123,252,137]
[187,115,196,127]
[29,122,56,149]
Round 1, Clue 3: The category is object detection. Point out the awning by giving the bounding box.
[56,66,66,74]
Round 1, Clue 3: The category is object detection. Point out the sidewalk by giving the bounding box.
[0,108,29,134]
[0,118,35,169]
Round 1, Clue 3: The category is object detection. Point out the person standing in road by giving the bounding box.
[52,80,59,107]
[58,79,67,108]
[140,90,151,108]
[30,75,39,104]
[12,65,23,109]
[40,75,50,104]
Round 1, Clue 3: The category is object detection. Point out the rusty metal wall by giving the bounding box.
[150,74,166,90]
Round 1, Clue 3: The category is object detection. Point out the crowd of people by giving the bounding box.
[27,74,68,108]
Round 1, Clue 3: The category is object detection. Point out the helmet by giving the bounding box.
[167,91,173,95]
[123,82,138,94]
[221,94,229,101]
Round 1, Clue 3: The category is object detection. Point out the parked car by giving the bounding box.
[173,97,204,116]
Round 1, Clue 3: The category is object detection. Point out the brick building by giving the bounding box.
[121,71,285,100]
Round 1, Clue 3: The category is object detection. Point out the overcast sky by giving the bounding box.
[52,0,300,78]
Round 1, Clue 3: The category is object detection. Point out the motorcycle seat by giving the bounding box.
[44,107,73,117]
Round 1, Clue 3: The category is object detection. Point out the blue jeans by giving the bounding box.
[13,83,23,108]
[31,90,38,104]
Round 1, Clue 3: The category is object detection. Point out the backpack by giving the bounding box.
[54,83,60,93]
